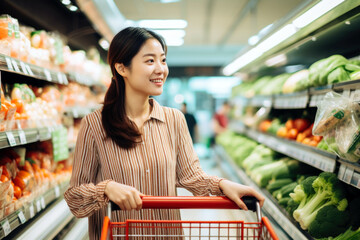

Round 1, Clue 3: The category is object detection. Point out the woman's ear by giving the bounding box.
[115,63,126,77]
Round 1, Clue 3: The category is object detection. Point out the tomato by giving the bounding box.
[293,119,311,132]
[13,170,33,191]
[13,185,22,199]
[259,120,272,132]
[1,174,9,182]
[285,119,294,130]
[277,127,288,138]
[11,99,24,114]
[287,128,299,140]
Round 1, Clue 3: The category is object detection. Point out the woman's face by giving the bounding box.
[120,38,168,97]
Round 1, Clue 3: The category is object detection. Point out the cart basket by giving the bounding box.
[101,196,278,240]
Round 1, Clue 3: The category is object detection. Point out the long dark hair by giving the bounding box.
[102,27,167,149]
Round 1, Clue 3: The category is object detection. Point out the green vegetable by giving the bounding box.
[267,118,282,135]
[276,182,298,200]
[350,70,360,80]
[286,199,299,216]
[282,69,309,93]
[278,197,291,208]
[266,178,293,193]
[291,172,348,230]
[327,67,350,84]
[308,205,350,239]
[250,158,299,187]
[317,227,360,240]
[242,145,275,169]
[344,63,360,72]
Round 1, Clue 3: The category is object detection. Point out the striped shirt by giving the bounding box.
[64,99,224,240]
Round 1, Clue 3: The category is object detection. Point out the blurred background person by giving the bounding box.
[181,102,198,143]
[210,100,231,146]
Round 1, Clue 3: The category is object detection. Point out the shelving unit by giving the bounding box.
[0,126,60,149]
[0,54,68,85]
[0,180,70,239]
[213,145,313,240]
[228,121,360,189]
[235,79,360,109]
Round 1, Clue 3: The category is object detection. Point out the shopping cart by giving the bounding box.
[101,196,278,240]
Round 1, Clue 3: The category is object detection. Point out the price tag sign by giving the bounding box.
[17,210,26,224]
[36,200,41,212]
[20,61,28,75]
[57,72,63,84]
[29,204,35,218]
[1,219,11,236]
[11,59,20,72]
[18,130,27,144]
[352,89,360,102]
[40,197,46,209]
[5,131,17,146]
[44,69,52,81]
[5,57,14,71]
[54,186,60,198]
[344,167,354,184]
[25,65,34,76]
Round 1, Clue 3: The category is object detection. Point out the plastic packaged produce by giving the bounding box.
[313,91,360,162]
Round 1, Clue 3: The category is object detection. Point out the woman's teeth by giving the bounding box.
[151,79,162,83]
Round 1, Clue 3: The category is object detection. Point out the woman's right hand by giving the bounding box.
[105,181,144,210]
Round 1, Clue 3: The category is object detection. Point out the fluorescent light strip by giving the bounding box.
[293,0,345,28]
[138,19,187,29]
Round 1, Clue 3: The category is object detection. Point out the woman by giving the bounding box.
[64,27,264,239]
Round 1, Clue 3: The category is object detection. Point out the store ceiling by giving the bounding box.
[109,0,305,68]
[1,0,309,76]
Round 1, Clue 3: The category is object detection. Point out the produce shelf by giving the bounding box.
[67,71,102,87]
[0,126,61,149]
[229,121,337,173]
[0,54,68,85]
[0,180,70,239]
[213,145,314,240]
[338,159,360,190]
[234,79,360,109]
[64,105,101,118]
[273,90,308,109]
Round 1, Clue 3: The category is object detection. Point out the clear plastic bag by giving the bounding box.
[313,91,360,162]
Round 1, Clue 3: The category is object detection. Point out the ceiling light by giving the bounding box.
[292,0,345,29]
[61,0,71,5]
[138,19,187,29]
[223,48,263,76]
[164,38,184,46]
[99,38,110,50]
[256,24,297,53]
[68,5,78,11]
[154,30,186,38]
[161,0,181,3]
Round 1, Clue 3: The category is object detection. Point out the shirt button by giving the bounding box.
[146,169,150,173]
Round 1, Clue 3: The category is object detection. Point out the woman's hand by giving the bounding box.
[105,181,144,210]
[219,179,265,210]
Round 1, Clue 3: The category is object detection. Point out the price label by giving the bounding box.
[344,167,354,184]
[342,90,351,98]
[352,89,360,102]
[40,197,46,209]
[17,210,26,224]
[72,109,79,118]
[29,204,35,218]
[18,130,27,144]
[5,57,14,71]
[338,165,346,180]
[357,178,360,189]
[54,186,60,198]
[20,61,28,75]
[57,72,63,84]
[36,200,41,212]
[6,131,17,146]
[44,69,52,81]
[11,59,20,72]
[25,65,34,76]
[1,219,11,236]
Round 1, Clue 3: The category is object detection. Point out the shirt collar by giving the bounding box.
[149,98,165,123]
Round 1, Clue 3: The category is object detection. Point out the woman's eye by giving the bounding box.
[146,59,154,63]
[162,58,166,63]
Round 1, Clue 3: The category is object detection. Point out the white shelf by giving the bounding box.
[0,54,68,85]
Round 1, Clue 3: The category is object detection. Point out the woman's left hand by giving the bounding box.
[219,179,265,210]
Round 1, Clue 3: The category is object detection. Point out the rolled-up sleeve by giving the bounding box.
[175,112,224,196]
[64,116,111,218]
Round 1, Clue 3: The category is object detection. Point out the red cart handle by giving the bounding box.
[110,196,258,212]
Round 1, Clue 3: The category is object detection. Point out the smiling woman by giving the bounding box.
[64,27,265,240]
